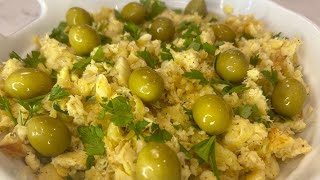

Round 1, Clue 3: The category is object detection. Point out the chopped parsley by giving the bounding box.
[183,107,193,120]
[250,54,260,66]
[72,57,92,71]
[9,51,21,60]
[78,125,105,155]
[177,21,223,52]
[86,155,95,169]
[72,46,112,71]
[49,85,70,101]
[18,97,43,124]
[179,143,192,159]
[262,69,278,86]
[0,97,17,124]
[235,104,259,119]
[182,70,209,85]
[222,84,249,95]
[129,119,150,139]
[144,125,172,143]
[160,46,173,61]
[137,49,159,68]
[114,10,124,21]
[49,22,69,44]
[124,22,141,40]
[99,96,134,127]
[140,0,166,20]
[192,136,220,180]
[99,34,112,45]
[10,51,45,68]
[24,51,45,68]
[235,104,271,127]
[202,42,217,54]
[53,103,68,114]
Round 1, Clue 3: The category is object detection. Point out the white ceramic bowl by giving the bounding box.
[0,0,319,179]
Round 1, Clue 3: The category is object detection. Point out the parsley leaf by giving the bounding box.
[99,34,112,45]
[262,69,278,86]
[53,103,68,114]
[99,96,134,127]
[124,22,141,40]
[129,120,150,138]
[49,85,70,101]
[72,47,111,71]
[9,51,22,60]
[179,143,192,159]
[222,84,249,95]
[178,22,201,38]
[137,49,159,68]
[235,104,271,127]
[86,155,95,169]
[72,57,92,71]
[192,136,220,180]
[18,98,43,123]
[114,10,124,21]
[140,0,166,20]
[235,104,259,119]
[202,42,217,54]
[24,51,45,68]
[0,97,17,124]
[182,70,209,85]
[49,22,69,44]
[9,51,45,68]
[160,46,173,61]
[144,128,172,143]
[210,78,232,86]
[78,125,105,155]
[183,107,193,120]
[250,54,260,66]
[91,47,105,61]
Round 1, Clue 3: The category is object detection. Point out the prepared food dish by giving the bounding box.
[0,0,312,179]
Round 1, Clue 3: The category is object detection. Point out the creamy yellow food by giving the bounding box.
[0,0,312,180]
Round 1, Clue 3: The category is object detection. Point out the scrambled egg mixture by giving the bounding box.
[0,0,312,179]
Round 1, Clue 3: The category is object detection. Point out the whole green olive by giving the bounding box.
[69,25,101,56]
[27,116,71,157]
[192,94,232,135]
[215,49,249,83]
[66,7,92,26]
[150,17,175,42]
[121,2,146,24]
[136,142,181,180]
[212,24,236,42]
[272,78,306,117]
[4,68,53,100]
[184,0,208,17]
[128,67,164,102]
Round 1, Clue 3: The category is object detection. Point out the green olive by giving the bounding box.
[128,67,164,102]
[27,116,71,157]
[216,49,249,83]
[192,94,232,135]
[212,24,236,42]
[184,0,208,17]
[150,17,175,42]
[66,7,92,26]
[121,2,146,24]
[69,25,101,56]
[4,68,53,100]
[136,142,181,180]
[272,78,306,117]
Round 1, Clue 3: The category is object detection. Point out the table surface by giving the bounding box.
[0,0,319,36]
